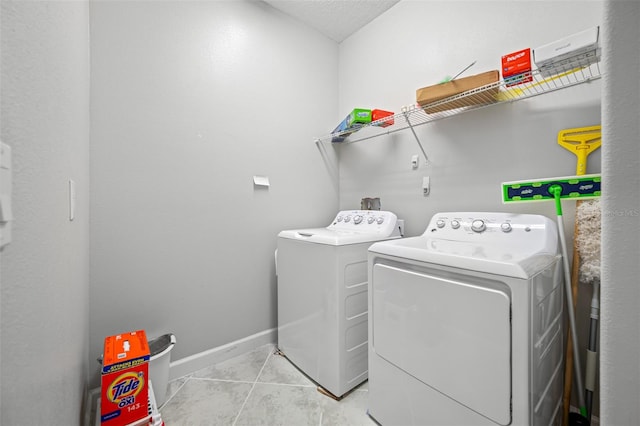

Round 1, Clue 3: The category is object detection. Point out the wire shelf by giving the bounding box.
[317,56,601,145]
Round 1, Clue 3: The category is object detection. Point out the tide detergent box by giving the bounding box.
[101,330,150,425]
[502,48,533,86]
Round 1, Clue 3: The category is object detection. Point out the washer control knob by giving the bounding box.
[450,220,460,229]
[501,222,512,233]
[336,215,343,222]
[376,216,385,224]
[354,215,363,224]
[436,219,446,228]
[367,216,375,224]
[344,215,351,223]
[471,219,486,233]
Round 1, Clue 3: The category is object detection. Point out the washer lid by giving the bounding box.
[278,210,401,246]
[369,235,559,278]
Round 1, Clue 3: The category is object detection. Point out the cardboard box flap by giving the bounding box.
[102,330,150,374]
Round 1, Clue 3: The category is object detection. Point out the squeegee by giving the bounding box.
[502,174,601,419]
[558,125,601,176]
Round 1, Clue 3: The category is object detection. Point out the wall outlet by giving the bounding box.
[423,176,430,196]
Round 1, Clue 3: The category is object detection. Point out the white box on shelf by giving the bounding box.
[533,26,600,76]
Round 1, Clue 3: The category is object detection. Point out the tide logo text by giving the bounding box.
[107,372,144,406]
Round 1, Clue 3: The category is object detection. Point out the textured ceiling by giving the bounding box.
[263,0,400,43]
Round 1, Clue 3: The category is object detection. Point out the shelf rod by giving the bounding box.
[402,109,429,163]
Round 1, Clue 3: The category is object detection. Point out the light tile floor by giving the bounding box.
[159,344,378,426]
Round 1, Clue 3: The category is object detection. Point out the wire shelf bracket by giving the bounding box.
[402,107,429,164]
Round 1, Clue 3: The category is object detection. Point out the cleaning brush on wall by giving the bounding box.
[557,125,601,426]
[502,174,602,423]
[575,199,601,283]
[575,198,601,423]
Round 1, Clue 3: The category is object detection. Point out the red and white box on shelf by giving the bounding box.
[371,109,395,127]
[501,48,533,86]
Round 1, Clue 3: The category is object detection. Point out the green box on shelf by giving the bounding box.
[331,108,372,142]
[347,108,372,126]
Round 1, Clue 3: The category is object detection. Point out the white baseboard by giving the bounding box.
[168,327,277,381]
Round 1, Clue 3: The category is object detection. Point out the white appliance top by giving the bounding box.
[369,212,559,278]
[278,210,401,245]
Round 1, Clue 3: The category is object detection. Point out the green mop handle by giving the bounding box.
[549,185,588,417]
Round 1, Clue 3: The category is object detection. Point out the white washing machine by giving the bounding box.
[277,210,402,398]
[367,212,564,425]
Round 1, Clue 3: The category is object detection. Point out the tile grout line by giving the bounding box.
[231,348,275,426]
[190,376,316,388]
[159,376,191,411]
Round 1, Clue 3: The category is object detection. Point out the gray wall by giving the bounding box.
[601,0,640,423]
[89,0,339,385]
[0,1,90,424]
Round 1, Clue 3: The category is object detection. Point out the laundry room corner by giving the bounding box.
[4,0,639,424]
[332,0,604,421]
[88,0,340,389]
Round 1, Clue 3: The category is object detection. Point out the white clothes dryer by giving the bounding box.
[367,212,564,425]
[277,210,402,398]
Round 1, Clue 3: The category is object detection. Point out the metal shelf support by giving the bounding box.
[402,107,429,164]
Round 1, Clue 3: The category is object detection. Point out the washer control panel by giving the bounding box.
[425,212,555,244]
[329,210,400,236]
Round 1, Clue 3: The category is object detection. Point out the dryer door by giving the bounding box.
[372,263,512,425]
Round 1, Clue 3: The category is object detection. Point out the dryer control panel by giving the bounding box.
[425,212,557,250]
[329,210,400,237]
